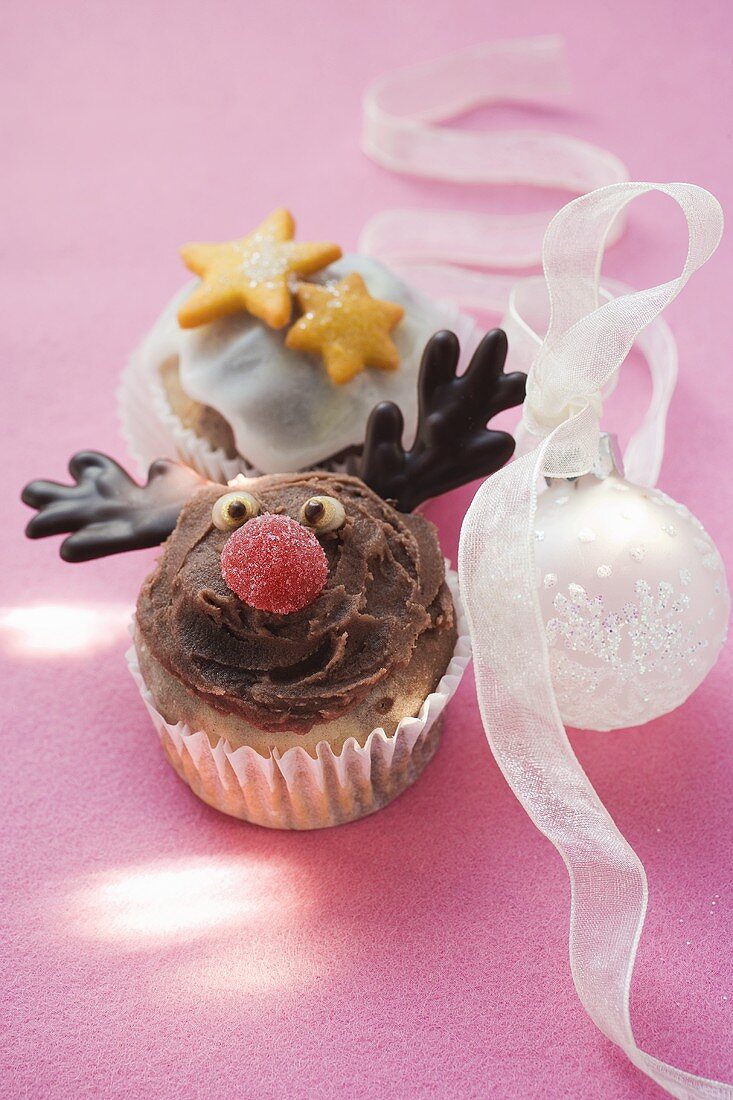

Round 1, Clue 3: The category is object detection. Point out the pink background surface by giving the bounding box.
[2,2,732,1097]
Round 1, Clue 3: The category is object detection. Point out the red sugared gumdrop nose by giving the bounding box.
[220,513,329,615]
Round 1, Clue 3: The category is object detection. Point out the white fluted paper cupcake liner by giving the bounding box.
[118,306,483,482]
[126,570,471,829]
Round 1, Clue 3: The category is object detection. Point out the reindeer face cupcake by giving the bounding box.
[135,471,458,760]
[24,330,525,828]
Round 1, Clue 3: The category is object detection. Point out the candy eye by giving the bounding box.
[212,491,260,531]
[299,495,346,533]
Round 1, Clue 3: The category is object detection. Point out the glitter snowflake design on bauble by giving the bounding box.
[546,578,710,731]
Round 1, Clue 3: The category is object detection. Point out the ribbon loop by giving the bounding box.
[459,182,727,1100]
[360,37,629,273]
[360,41,691,492]
[523,184,724,471]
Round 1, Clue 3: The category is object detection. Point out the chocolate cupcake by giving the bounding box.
[131,471,464,826]
[25,330,525,828]
[120,209,481,480]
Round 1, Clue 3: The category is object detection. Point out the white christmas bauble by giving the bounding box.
[534,469,730,730]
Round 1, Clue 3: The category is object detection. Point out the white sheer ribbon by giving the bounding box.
[361,35,629,280]
[360,42,730,1098]
[504,274,678,488]
[458,183,727,1099]
[360,36,679,492]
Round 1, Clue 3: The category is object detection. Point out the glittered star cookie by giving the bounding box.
[285,273,405,385]
[177,209,342,330]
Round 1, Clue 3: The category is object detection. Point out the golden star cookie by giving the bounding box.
[285,273,405,385]
[178,209,342,330]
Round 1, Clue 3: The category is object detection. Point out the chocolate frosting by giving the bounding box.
[136,471,455,733]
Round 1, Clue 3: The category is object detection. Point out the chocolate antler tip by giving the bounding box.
[431,328,460,350]
[360,328,526,511]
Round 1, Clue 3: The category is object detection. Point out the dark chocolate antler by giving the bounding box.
[360,329,526,511]
[22,452,204,562]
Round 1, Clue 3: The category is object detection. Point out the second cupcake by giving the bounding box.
[120,208,481,480]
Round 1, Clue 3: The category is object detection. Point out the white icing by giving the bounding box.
[130,256,480,474]
[143,256,466,473]
[180,255,463,471]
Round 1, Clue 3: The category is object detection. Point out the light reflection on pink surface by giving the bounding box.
[152,940,323,1000]
[65,857,307,945]
[0,602,132,658]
